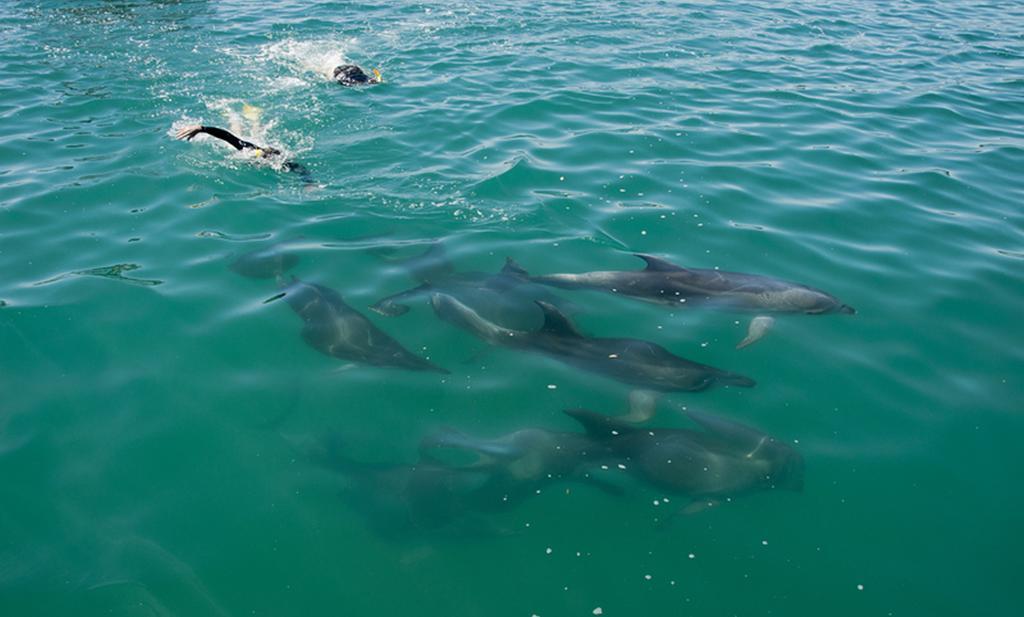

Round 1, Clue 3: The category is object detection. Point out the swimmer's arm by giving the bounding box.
[175,125,259,151]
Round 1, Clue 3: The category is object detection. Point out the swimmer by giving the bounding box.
[175,125,313,182]
[333,64,382,86]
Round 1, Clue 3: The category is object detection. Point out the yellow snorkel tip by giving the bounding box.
[372,68,382,83]
[252,148,264,158]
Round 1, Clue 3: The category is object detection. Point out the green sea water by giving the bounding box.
[1,1,1022,615]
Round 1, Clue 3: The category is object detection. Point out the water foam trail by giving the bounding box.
[257,38,358,82]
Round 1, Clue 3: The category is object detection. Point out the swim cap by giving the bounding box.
[333,64,371,85]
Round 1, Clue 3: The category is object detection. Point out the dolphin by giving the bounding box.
[371,257,570,331]
[420,426,619,491]
[564,407,804,504]
[281,277,448,373]
[430,293,754,391]
[310,434,510,539]
[527,254,855,314]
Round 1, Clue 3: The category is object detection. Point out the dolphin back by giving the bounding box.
[562,408,636,439]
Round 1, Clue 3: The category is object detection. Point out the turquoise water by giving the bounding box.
[2,0,1022,615]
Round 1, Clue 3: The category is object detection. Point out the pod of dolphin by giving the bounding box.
[231,239,854,537]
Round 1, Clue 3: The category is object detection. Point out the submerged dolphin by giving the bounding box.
[229,240,300,279]
[420,426,617,489]
[310,435,510,539]
[528,254,855,314]
[564,407,804,505]
[430,293,754,391]
[282,277,448,373]
[371,257,570,331]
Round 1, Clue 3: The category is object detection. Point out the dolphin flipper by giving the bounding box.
[736,315,774,349]
[618,389,659,424]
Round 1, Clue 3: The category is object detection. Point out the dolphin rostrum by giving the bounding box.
[528,254,855,314]
[282,277,448,373]
[430,293,754,391]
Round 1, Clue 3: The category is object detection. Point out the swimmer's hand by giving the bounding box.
[175,125,204,141]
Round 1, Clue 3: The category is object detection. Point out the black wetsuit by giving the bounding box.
[195,126,313,183]
[333,64,376,86]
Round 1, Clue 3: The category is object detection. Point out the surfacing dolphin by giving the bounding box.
[564,407,804,510]
[371,255,570,331]
[430,293,754,391]
[527,254,855,314]
[281,277,448,373]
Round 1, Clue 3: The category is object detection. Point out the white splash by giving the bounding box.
[258,37,358,81]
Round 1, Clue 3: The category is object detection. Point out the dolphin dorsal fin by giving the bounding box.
[635,254,686,272]
[536,301,583,338]
[501,257,529,277]
[563,409,635,438]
